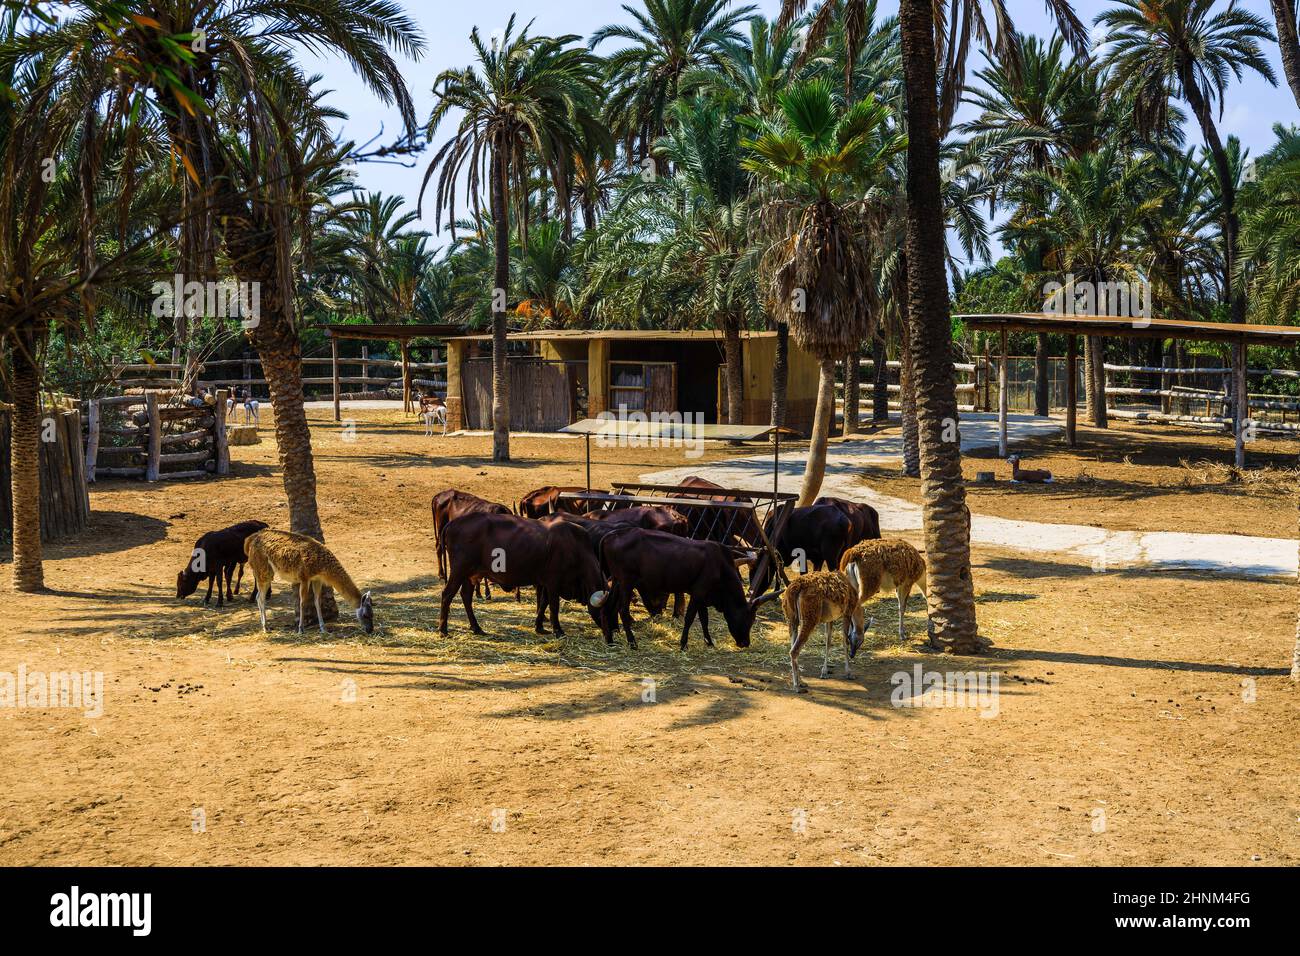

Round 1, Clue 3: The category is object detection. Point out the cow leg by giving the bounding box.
[438,570,467,635]
[534,587,548,634]
[679,599,698,651]
[618,591,636,648]
[896,585,911,643]
[203,573,215,606]
[820,621,833,678]
[672,592,685,618]
[549,592,565,638]
[461,580,484,635]
[233,561,244,595]
[697,605,714,647]
[222,563,235,606]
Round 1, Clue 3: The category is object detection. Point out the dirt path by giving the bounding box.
[1,407,1296,865]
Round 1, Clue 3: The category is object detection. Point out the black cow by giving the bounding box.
[176,520,269,607]
[597,527,777,649]
[749,498,881,597]
[438,513,609,638]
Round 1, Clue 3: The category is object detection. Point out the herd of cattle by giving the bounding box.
[176,477,930,690]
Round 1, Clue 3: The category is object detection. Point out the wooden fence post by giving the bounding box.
[85,399,100,483]
[214,388,230,476]
[1066,335,1078,448]
[145,392,162,482]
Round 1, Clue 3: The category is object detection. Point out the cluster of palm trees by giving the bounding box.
[4,1,1300,662]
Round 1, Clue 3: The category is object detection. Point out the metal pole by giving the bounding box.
[585,433,591,490]
[1234,340,1247,470]
[998,328,1009,458]
[331,335,341,423]
[1066,335,1078,448]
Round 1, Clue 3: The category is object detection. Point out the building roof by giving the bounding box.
[957,312,1300,347]
[558,418,786,441]
[446,328,781,343]
[317,323,466,341]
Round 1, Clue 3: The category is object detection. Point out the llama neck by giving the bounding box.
[323,568,363,605]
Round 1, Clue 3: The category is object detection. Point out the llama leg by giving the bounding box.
[313,582,326,635]
[789,618,810,693]
[255,578,269,632]
[842,617,853,677]
[297,580,311,636]
[896,585,911,643]
[821,621,832,678]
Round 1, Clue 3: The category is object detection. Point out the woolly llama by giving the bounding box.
[244,530,374,635]
[780,570,869,694]
[839,538,928,643]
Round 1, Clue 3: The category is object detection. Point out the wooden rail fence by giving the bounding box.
[83,389,231,482]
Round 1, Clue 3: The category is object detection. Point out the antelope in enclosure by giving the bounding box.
[781,570,869,693]
[1007,454,1052,483]
[244,530,374,635]
[839,539,928,644]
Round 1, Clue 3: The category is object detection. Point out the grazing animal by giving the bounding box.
[781,570,870,693]
[668,476,763,548]
[597,527,777,649]
[244,530,374,635]
[750,500,867,597]
[839,539,928,644]
[438,513,609,637]
[242,394,259,425]
[422,405,447,436]
[176,520,269,607]
[1007,454,1052,483]
[813,496,882,544]
[516,485,599,518]
[431,490,512,581]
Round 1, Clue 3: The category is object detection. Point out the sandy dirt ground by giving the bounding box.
[1,406,1297,866]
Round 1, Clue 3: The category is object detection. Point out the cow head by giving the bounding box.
[175,568,200,599]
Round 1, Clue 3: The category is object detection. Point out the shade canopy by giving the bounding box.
[317,323,464,342]
[558,418,786,442]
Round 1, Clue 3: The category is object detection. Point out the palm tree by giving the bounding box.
[1239,124,1300,325]
[1271,0,1300,108]
[338,192,425,325]
[422,17,606,462]
[591,0,756,162]
[1098,0,1276,327]
[743,78,904,504]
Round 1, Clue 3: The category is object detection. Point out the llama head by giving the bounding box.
[356,591,375,634]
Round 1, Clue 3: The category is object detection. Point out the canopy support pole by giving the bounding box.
[401,340,411,414]
[1066,335,1078,448]
[998,328,1008,458]
[1234,340,1247,470]
[585,433,592,491]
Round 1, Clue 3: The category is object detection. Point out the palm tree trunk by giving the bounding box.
[1293,493,1300,680]
[1034,334,1050,416]
[1272,0,1300,108]
[8,323,44,592]
[898,0,982,653]
[1091,337,1108,428]
[723,318,744,425]
[490,141,511,462]
[770,321,788,428]
[843,348,861,436]
[1083,335,1096,421]
[872,335,889,421]
[899,328,921,478]
[797,358,837,506]
[1179,61,1245,326]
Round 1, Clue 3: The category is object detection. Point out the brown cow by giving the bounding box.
[597,527,777,649]
[516,485,603,519]
[814,497,882,545]
[431,490,513,600]
[438,513,610,638]
[669,475,763,548]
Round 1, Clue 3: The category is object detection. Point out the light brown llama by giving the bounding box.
[244,530,373,635]
[780,570,869,693]
[839,538,928,644]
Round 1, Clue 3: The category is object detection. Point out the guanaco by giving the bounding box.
[839,538,928,644]
[244,530,374,635]
[780,570,869,694]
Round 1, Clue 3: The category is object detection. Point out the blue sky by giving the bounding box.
[301,0,1298,267]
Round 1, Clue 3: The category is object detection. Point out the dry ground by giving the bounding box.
[1,406,1296,866]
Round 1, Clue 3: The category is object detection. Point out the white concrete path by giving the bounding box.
[643,413,1297,580]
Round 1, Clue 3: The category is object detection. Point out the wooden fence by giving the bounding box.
[83,389,231,482]
[0,406,91,542]
[115,350,447,399]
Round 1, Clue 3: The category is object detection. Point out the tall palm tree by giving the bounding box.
[422,17,607,462]
[743,78,904,504]
[1271,0,1300,108]
[591,0,756,162]
[338,192,425,324]
[1239,124,1300,325]
[1098,0,1276,327]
